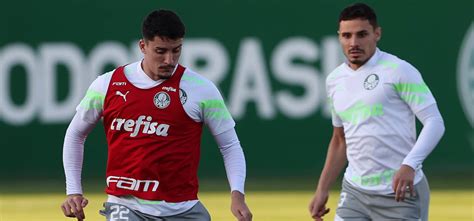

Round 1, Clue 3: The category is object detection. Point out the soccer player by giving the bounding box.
[60,9,252,221]
[308,3,445,221]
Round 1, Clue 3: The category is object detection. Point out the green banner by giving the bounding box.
[0,0,472,180]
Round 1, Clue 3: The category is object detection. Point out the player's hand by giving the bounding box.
[393,165,416,202]
[309,190,330,221]
[61,194,89,220]
[230,191,253,221]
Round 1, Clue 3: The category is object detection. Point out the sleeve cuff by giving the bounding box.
[401,161,417,171]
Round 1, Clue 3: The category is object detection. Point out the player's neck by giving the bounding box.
[141,60,162,81]
[348,63,364,70]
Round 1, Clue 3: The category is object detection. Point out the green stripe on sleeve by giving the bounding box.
[394,83,430,93]
[395,83,431,105]
[377,60,399,69]
[79,90,105,110]
[200,99,226,109]
[201,99,232,120]
[182,75,206,85]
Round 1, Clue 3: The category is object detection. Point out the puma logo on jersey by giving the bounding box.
[116,91,129,102]
[110,115,170,137]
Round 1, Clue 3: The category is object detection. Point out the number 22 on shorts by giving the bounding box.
[110,205,130,221]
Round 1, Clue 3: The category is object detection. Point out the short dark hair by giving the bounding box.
[142,9,186,41]
[339,3,378,28]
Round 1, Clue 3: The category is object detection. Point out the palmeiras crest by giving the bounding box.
[364,74,379,90]
[154,91,171,109]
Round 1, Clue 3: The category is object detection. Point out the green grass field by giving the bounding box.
[1,190,472,221]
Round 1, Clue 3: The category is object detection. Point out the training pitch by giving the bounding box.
[1,190,472,221]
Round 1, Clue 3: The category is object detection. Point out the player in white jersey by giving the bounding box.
[60,10,252,221]
[309,3,445,221]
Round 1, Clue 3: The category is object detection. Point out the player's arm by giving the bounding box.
[391,64,445,201]
[214,129,252,221]
[196,78,252,220]
[393,104,445,201]
[61,73,109,220]
[309,126,347,220]
[61,114,97,220]
[403,104,445,172]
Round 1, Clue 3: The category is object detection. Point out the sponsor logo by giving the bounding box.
[457,23,474,128]
[110,115,169,137]
[363,74,379,90]
[115,91,129,102]
[162,86,177,92]
[112,82,127,86]
[180,89,188,105]
[154,92,171,109]
[107,176,159,192]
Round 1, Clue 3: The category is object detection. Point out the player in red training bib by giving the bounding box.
[61,9,252,221]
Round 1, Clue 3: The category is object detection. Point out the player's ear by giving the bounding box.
[139,39,146,54]
[375,27,382,41]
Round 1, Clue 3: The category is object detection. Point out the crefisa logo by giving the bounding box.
[457,22,474,128]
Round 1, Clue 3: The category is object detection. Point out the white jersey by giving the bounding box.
[73,61,241,216]
[326,48,437,193]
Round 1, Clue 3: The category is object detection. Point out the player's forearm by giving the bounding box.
[317,133,347,192]
[403,104,445,169]
[215,128,246,194]
[223,149,246,194]
[63,114,96,195]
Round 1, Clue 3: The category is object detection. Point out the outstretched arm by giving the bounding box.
[309,127,347,221]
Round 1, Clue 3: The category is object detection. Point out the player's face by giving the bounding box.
[140,36,183,80]
[338,19,381,70]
